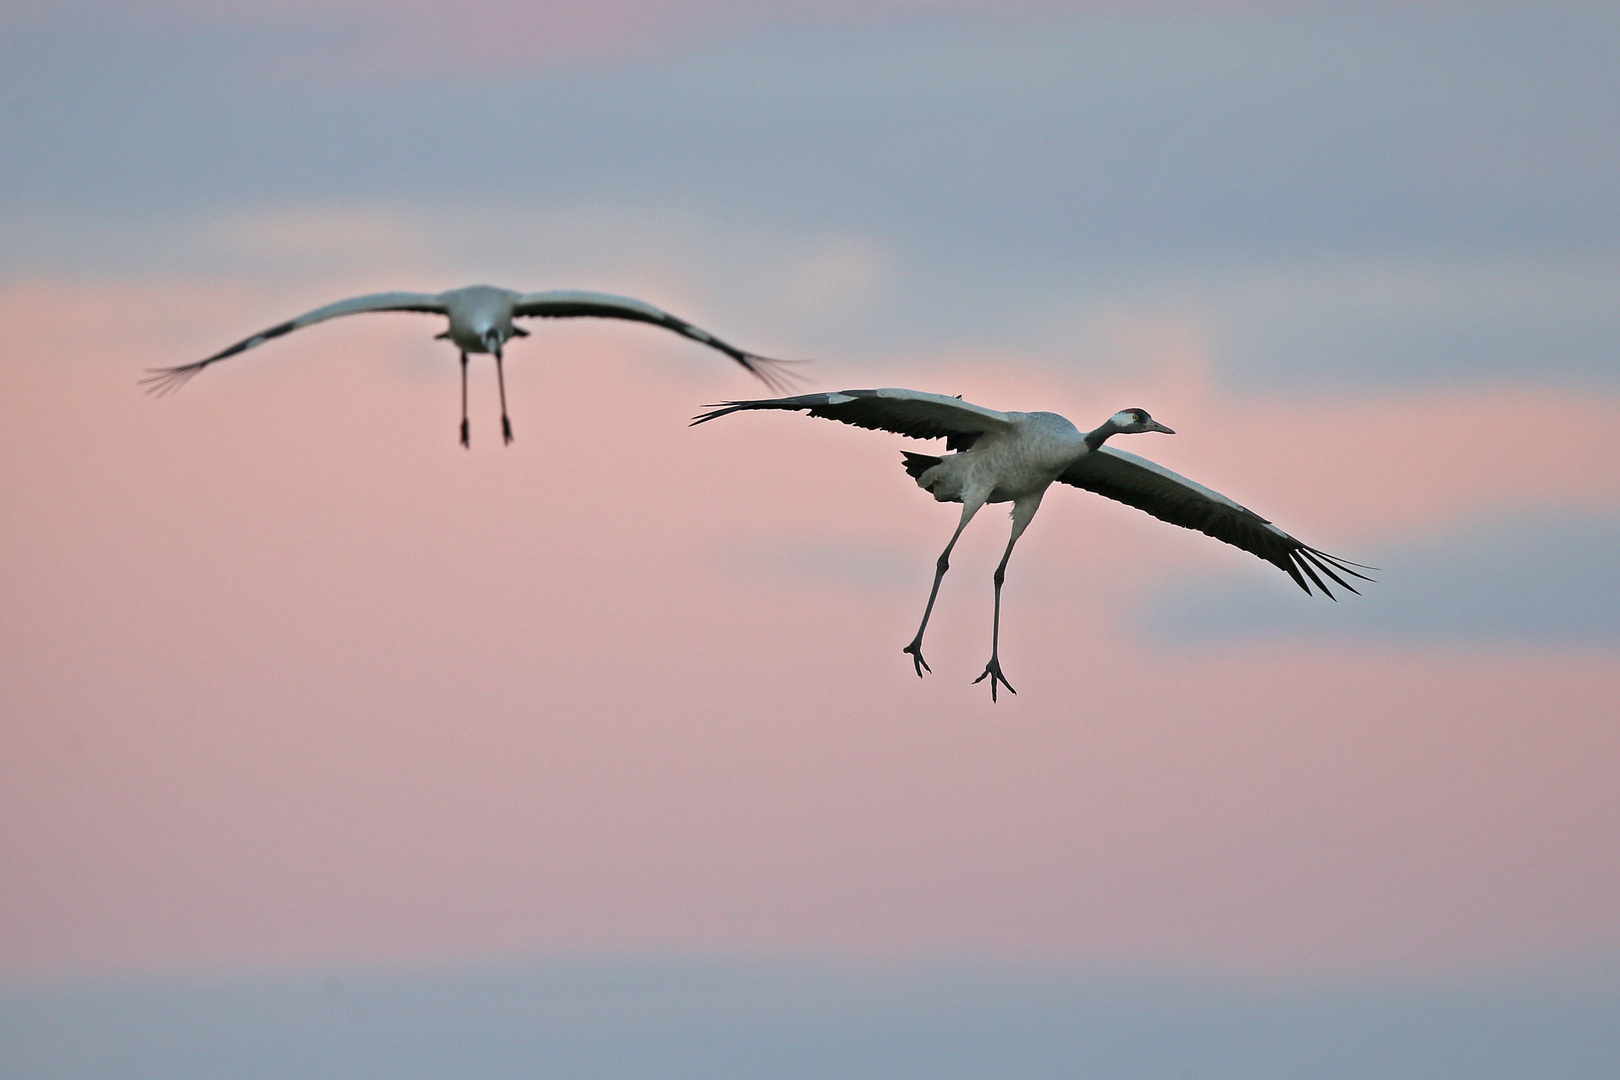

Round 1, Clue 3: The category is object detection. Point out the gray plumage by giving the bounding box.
[695,388,1370,699]
[146,284,798,447]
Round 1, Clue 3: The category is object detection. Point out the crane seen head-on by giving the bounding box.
[694,388,1371,701]
[144,284,801,447]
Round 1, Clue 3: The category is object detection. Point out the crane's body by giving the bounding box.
[146,285,797,447]
[436,284,522,355]
[695,388,1369,700]
[908,411,1086,505]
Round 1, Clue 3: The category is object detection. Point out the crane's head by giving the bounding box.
[481,326,504,355]
[1110,408,1175,435]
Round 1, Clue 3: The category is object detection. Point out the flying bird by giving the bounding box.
[694,388,1370,700]
[144,285,798,447]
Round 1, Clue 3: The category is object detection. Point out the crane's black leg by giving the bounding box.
[494,346,513,445]
[459,351,470,448]
[903,498,983,677]
[973,494,1042,702]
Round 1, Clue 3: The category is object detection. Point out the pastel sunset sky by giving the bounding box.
[2,2,1617,1072]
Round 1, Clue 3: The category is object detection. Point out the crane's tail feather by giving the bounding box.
[900,451,942,480]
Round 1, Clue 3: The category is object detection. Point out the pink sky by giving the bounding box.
[3,280,1616,981]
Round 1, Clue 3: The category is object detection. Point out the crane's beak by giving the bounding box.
[1146,419,1175,434]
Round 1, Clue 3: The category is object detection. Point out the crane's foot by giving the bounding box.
[902,640,931,678]
[502,417,514,445]
[972,656,1017,702]
[460,420,470,448]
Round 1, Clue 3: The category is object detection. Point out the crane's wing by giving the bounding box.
[691,387,1016,446]
[1059,446,1373,598]
[514,290,801,393]
[143,291,447,395]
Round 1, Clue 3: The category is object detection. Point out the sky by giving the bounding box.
[1,0,1618,1074]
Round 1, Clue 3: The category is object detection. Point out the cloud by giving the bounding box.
[6,959,1620,1080]
[4,6,1618,388]
[1052,253,1620,390]
[7,4,1617,246]
[1147,510,1620,646]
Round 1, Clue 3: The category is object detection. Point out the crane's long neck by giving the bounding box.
[1083,419,1122,452]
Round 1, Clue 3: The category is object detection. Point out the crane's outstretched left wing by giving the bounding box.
[1059,446,1373,597]
[514,290,800,393]
[142,291,447,396]
[691,388,1016,446]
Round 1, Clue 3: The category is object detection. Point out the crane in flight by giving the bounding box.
[694,388,1370,700]
[145,284,798,447]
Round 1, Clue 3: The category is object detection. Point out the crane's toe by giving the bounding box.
[902,641,931,678]
[460,420,470,449]
[972,657,1017,702]
[502,417,514,445]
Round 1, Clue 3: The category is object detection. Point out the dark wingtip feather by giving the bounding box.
[737,353,810,396]
[690,401,751,426]
[1274,541,1375,598]
[1301,550,1357,595]
[1291,550,1335,598]
[1320,551,1379,579]
[1304,546,1377,593]
[1279,556,1312,595]
[139,362,207,398]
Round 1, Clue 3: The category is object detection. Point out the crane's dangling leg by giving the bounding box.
[459,351,471,448]
[494,346,513,445]
[903,496,985,677]
[973,493,1043,702]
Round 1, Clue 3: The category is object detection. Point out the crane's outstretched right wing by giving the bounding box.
[692,388,1016,445]
[515,290,802,393]
[1059,446,1373,598]
[142,291,447,396]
